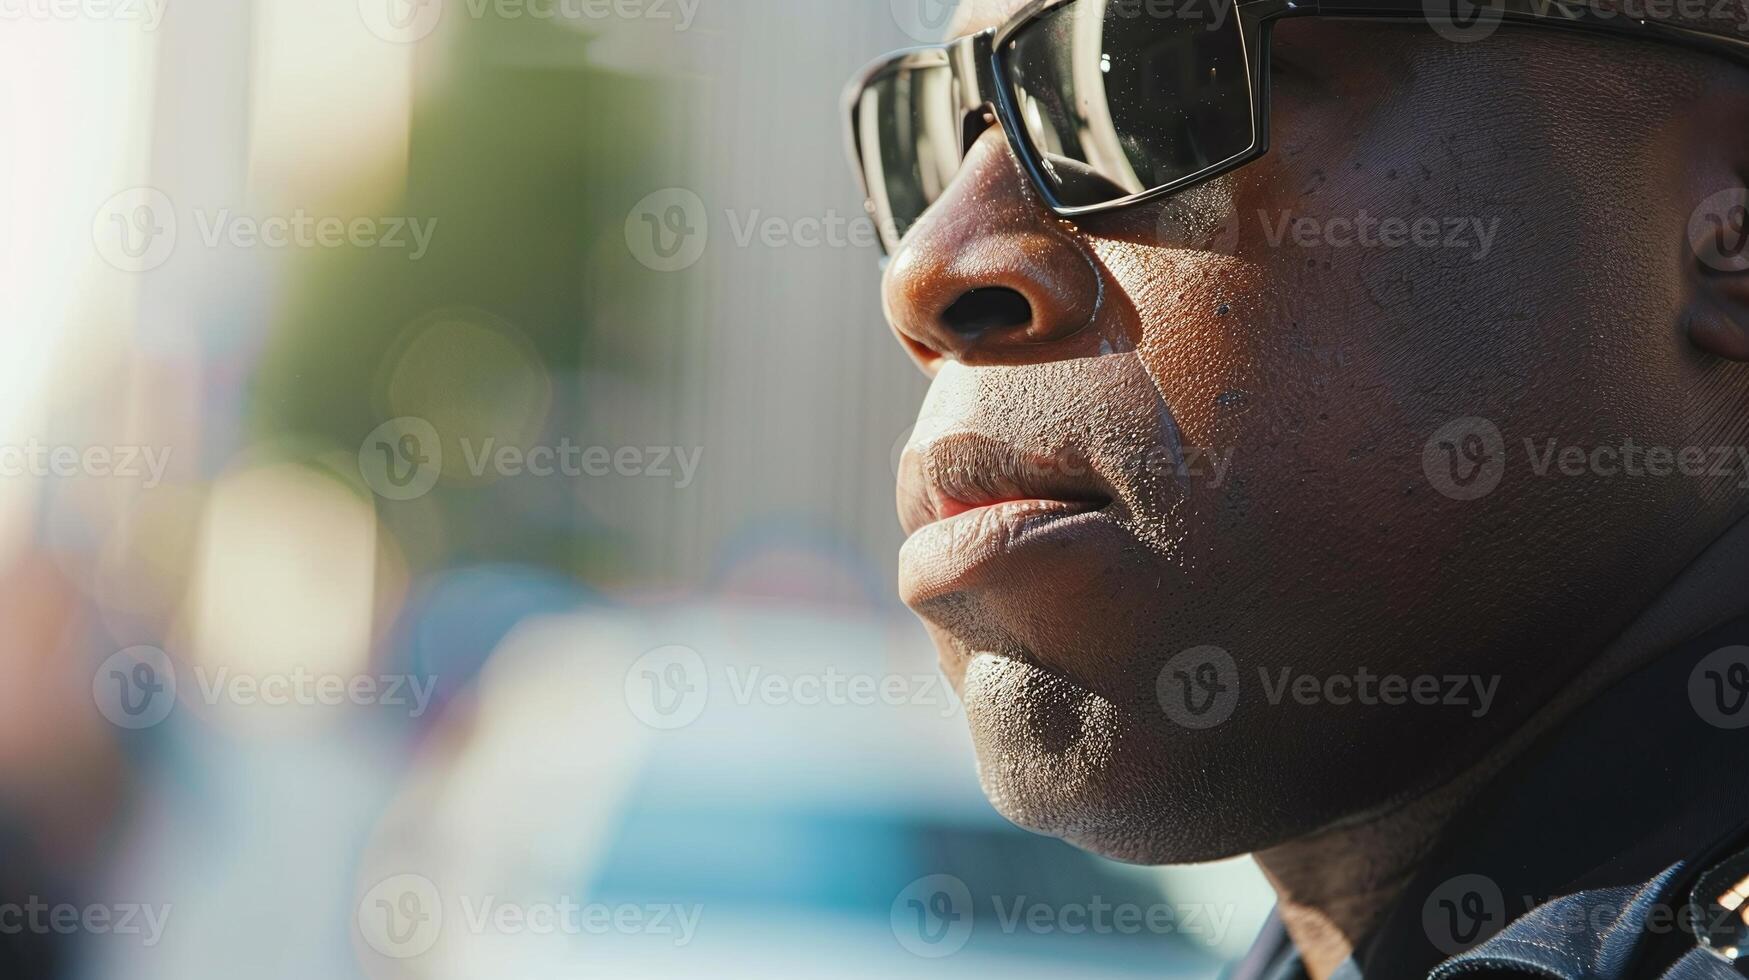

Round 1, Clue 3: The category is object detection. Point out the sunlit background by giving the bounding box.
[0,0,1273,976]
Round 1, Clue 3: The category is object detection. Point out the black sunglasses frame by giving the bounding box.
[846,0,1749,254]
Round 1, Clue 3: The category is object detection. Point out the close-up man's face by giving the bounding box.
[888,0,1749,863]
[16,2,1749,977]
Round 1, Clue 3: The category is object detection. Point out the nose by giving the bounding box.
[881,127,1106,372]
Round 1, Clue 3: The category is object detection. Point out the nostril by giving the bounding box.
[940,287,1032,338]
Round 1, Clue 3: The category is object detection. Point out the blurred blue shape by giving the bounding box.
[391,562,599,720]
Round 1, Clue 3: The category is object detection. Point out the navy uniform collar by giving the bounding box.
[1232,612,1749,980]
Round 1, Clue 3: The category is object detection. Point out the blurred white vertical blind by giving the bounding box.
[247,0,419,214]
[0,8,162,565]
[650,0,930,603]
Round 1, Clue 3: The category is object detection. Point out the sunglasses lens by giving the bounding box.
[856,60,962,251]
[1005,0,1256,208]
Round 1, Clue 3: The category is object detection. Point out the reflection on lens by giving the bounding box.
[859,59,963,248]
[1006,0,1256,208]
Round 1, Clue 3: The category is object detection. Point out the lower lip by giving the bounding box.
[899,499,1111,603]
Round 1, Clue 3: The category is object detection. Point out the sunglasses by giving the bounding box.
[845,0,1749,255]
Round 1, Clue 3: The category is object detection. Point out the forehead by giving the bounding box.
[948,0,1034,37]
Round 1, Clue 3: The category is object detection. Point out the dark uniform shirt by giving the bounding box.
[1230,614,1749,980]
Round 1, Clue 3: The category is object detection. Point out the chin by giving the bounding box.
[957,650,1276,866]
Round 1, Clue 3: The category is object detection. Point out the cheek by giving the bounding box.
[1081,174,1526,620]
[1061,32,1702,634]
[1087,235,1436,613]
[1089,242,1274,450]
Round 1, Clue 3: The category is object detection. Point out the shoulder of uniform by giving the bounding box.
[1688,834,1749,971]
[1424,828,1749,979]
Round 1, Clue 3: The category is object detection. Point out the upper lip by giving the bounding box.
[898,431,1114,536]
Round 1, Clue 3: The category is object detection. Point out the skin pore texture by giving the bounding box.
[883,3,1749,978]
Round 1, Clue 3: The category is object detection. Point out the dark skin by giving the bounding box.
[883,3,1749,977]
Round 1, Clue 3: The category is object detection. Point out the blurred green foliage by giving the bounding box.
[251,15,680,578]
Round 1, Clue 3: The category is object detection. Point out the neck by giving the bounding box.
[1254,512,1749,980]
